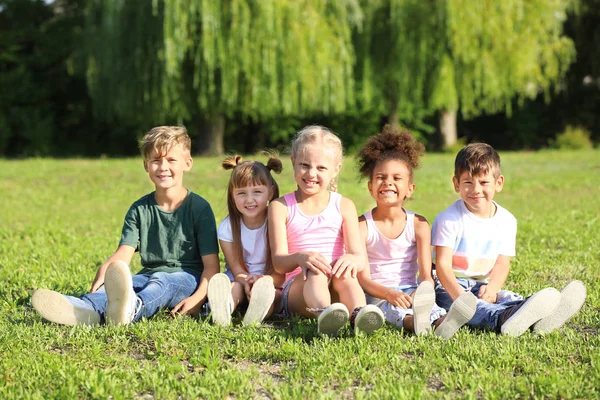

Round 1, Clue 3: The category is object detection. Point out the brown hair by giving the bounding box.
[291,125,343,192]
[454,143,501,179]
[140,126,191,160]
[222,154,282,275]
[357,124,424,182]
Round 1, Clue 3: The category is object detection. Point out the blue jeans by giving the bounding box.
[68,271,201,322]
[434,278,524,330]
[366,285,446,328]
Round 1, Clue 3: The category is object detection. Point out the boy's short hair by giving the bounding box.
[140,126,191,160]
[454,143,501,179]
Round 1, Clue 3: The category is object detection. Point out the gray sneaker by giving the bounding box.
[243,276,276,325]
[207,273,233,327]
[32,289,100,326]
[532,280,586,334]
[317,303,349,337]
[412,281,436,335]
[499,287,561,337]
[434,291,477,340]
[352,304,385,335]
[105,260,141,325]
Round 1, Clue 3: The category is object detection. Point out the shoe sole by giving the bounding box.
[207,273,233,327]
[32,289,100,326]
[104,260,135,325]
[434,291,477,340]
[354,304,385,335]
[318,303,349,337]
[412,281,436,335]
[532,280,586,334]
[243,277,276,325]
[500,287,561,337]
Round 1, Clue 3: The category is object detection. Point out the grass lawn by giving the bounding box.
[1,150,599,399]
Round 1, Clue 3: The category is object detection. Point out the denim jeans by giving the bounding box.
[366,285,446,328]
[434,277,524,330]
[67,271,201,322]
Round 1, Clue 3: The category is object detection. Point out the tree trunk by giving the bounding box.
[439,109,457,148]
[387,99,401,130]
[194,114,225,156]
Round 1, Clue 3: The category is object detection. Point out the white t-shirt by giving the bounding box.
[431,200,517,280]
[217,215,268,278]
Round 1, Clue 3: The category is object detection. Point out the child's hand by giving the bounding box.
[385,289,412,308]
[171,294,203,316]
[331,255,358,278]
[477,284,497,303]
[244,274,263,298]
[297,251,331,280]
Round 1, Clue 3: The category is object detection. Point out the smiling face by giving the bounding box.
[291,143,341,197]
[143,143,192,192]
[368,159,415,206]
[232,184,272,226]
[453,171,504,218]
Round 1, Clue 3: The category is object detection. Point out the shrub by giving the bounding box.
[549,126,593,150]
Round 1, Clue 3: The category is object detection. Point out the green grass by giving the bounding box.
[1,150,599,399]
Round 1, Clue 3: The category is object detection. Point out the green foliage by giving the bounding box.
[549,125,593,149]
[1,151,599,398]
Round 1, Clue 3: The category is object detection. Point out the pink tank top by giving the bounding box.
[364,209,419,287]
[283,191,345,281]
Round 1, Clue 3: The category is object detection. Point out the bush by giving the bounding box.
[549,126,593,150]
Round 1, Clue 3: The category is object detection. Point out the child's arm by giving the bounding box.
[268,198,331,278]
[90,244,136,292]
[435,246,465,301]
[171,253,220,316]
[478,255,511,303]
[332,197,365,278]
[414,214,434,285]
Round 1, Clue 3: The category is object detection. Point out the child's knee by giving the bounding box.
[330,274,360,291]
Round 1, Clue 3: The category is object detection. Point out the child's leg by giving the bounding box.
[285,276,313,317]
[303,271,331,309]
[330,275,366,311]
[135,270,200,321]
[231,281,245,312]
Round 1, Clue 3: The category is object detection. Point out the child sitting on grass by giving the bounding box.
[268,125,385,337]
[32,126,220,325]
[356,125,476,339]
[207,155,285,326]
[432,143,586,336]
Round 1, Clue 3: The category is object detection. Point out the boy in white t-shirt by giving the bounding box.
[432,143,586,336]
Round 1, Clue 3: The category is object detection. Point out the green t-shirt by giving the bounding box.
[119,190,219,275]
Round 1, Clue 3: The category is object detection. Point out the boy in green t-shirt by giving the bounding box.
[32,126,220,325]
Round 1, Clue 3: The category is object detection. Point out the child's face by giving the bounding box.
[291,144,341,196]
[368,159,415,206]
[233,184,272,224]
[453,170,504,217]
[143,144,192,192]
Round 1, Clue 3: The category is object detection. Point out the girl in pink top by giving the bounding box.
[356,125,476,339]
[269,125,384,337]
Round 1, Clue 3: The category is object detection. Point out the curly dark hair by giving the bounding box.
[357,124,425,181]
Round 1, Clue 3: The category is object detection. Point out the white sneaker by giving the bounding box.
[317,303,349,337]
[500,287,561,337]
[532,280,586,334]
[434,291,477,340]
[412,281,436,335]
[105,260,140,325]
[32,289,100,326]
[207,273,233,327]
[353,304,385,335]
[243,277,276,326]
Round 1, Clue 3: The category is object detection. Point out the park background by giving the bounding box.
[1,0,600,399]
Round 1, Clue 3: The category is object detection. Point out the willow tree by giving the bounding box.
[357,0,576,146]
[84,0,359,154]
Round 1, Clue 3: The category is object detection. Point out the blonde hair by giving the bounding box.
[140,126,191,160]
[222,154,282,275]
[291,125,343,192]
